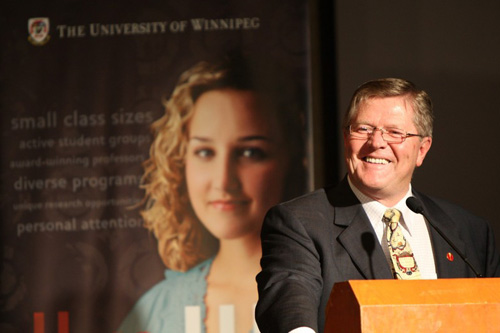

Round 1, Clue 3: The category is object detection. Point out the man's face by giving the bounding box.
[344,96,432,206]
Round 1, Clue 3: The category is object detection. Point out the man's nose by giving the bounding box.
[367,128,388,148]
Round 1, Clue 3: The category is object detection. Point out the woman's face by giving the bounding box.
[185,88,288,240]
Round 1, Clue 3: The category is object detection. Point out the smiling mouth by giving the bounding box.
[364,157,390,165]
[210,200,249,211]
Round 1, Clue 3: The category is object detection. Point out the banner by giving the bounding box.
[0,1,313,332]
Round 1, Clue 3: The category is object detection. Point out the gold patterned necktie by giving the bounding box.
[383,208,421,280]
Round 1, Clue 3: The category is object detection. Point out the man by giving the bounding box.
[255,78,500,333]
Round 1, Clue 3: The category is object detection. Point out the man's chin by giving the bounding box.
[354,180,390,198]
[351,174,388,191]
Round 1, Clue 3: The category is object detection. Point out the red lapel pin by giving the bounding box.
[446,252,454,261]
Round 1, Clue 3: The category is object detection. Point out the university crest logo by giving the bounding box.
[28,18,51,46]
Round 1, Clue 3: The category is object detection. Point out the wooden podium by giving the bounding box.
[324,278,500,332]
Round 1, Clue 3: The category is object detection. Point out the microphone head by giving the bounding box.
[361,232,375,254]
[406,196,424,214]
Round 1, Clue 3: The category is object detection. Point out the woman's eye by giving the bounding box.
[239,147,267,160]
[194,148,214,158]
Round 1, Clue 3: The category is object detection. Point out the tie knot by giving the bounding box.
[383,208,401,224]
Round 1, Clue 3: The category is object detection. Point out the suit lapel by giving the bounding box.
[326,180,393,280]
[414,192,468,277]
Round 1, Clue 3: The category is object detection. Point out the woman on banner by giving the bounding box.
[118,55,308,333]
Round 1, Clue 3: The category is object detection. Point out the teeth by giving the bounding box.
[365,157,389,164]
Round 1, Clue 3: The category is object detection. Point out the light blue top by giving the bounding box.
[117,258,213,333]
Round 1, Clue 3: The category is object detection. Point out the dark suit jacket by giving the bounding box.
[255,178,500,333]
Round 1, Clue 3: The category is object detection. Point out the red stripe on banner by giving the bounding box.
[58,311,69,333]
[33,312,45,333]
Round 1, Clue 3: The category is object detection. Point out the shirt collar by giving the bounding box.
[347,176,415,233]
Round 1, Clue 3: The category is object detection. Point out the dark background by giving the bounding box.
[314,0,500,245]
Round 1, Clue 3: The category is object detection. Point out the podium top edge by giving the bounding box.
[332,278,500,305]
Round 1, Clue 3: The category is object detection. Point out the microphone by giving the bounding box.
[406,196,483,278]
[361,232,376,278]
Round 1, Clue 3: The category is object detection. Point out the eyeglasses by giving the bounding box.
[347,124,423,143]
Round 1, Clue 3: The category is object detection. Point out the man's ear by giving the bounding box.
[416,136,432,167]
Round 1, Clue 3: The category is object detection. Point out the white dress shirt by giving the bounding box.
[348,178,437,279]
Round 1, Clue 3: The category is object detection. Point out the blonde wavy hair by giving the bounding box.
[141,56,307,272]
